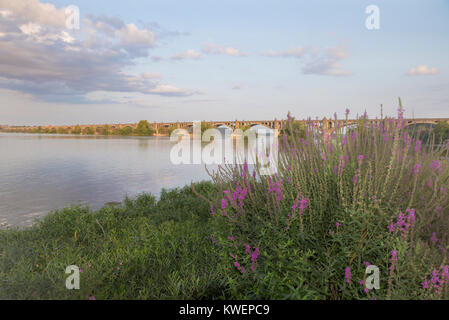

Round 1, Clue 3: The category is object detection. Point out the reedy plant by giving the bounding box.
[204,103,449,299]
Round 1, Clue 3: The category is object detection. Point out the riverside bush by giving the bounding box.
[205,107,449,299]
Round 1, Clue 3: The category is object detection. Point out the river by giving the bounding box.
[0,133,220,227]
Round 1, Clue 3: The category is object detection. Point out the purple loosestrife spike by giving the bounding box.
[430,232,438,243]
[250,248,260,272]
[430,160,441,171]
[345,267,352,284]
[221,198,227,209]
[389,250,398,272]
[412,164,422,175]
[414,140,422,153]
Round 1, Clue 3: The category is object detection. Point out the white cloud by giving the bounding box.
[148,84,201,96]
[115,23,155,47]
[302,43,351,76]
[202,43,248,57]
[170,49,201,60]
[260,43,351,76]
[261,46,306,58]
[407,65,438,76]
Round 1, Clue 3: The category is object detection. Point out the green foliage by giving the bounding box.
[434,121,449,143]
[206,109,449,300]
[201,121,213,135]
[83,127,96,135]
[72,125,82,135]
[135,120,155,136]
[102,125,111,135]
[0,182,225,299]
[118,126,134,136]
[280,115,306,139]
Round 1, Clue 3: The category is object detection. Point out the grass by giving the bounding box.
[0,183,226,299]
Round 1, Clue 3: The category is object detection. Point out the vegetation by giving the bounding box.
[435,121,449,143]
[83,127,96,135]
[134,120,155,136]
[0,183,221,299]
[0,121,158,136]
[72,125,82,135]
[280,112,306,140]
[118,126,134,136]
[1,106,449,299]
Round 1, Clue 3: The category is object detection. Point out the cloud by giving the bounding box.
[202,43,248,57]
[147,84,202,96]
[302,43,351,76]
[0,0,198,101]
[261,46,306,58]
[407,65,438,76]
[170,49,201,60]
[260,42,351,76]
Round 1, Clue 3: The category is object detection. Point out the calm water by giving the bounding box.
[0,133,219,227]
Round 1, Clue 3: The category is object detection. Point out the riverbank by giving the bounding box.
[0,182,224,299]
[2,114,449,300]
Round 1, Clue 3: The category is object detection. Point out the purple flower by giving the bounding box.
[88,296,96,300]
[234,261,246,274]
[430,160,441,171]
[221,198,228,209]
[250,247,260,272]
[412,164,422,175]
[345,267,352,284]
[430,232,438,244]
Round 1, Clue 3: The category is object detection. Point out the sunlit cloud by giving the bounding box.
[0,0,199,101]
[170,49,201,60]
[202,43,248,57]
[407,65,438,76]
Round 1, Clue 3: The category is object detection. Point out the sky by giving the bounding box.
[0,0,448,125]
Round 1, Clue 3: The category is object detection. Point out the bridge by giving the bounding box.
[1,118,448,136]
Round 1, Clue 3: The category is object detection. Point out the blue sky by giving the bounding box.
[0,0,448,125]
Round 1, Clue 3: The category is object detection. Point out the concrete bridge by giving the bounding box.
[1,118,449,136]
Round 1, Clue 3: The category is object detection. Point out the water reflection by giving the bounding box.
[0,133,220,227]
